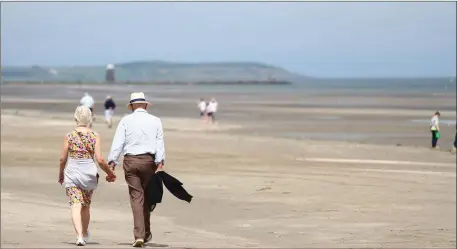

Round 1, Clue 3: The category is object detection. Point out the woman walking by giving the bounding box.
[58,106,116,246]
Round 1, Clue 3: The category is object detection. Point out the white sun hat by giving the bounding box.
[126,92,151,110]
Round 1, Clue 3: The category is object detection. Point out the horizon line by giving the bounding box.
[2,60,455,79]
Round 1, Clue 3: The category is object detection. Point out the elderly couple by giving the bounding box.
[59,92,164,247]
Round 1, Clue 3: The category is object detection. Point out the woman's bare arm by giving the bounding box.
[94,133,115,176]
[59,135,69,173]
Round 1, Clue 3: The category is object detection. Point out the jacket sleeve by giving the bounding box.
[147,174,163,212]
[161,172,193,203]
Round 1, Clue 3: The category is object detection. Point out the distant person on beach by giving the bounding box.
[80,92,95,127]
[80,92,95,113]
[58,106,116,246]
[104,96,116,129]
[451,126,457,154]
[430,111,441,149]
[197,98,207,120]
[206,98,218,124]
[107,92,165,247]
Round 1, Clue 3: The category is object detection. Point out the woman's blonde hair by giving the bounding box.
[74,105,92,126]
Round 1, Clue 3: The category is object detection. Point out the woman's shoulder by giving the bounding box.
[83,129,98,139]
[66,130,76,137]
[67,128,97,137]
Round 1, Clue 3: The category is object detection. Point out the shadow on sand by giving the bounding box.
[63,241,100,245]
[117,242,169,247]
[62,241,168,247]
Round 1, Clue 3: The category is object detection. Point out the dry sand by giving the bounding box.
[1,84,456,248]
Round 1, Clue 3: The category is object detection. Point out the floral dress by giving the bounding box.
[65,130,97,206]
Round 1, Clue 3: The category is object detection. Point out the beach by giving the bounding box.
[1,83,456,248]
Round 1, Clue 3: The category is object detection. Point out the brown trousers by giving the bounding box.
[123,154,158,240]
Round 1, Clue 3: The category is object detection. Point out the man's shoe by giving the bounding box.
[132,239,144,247]
[144,233,152,243]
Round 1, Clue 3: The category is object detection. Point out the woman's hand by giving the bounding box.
[59,135,69,185]
[58,171,64,185]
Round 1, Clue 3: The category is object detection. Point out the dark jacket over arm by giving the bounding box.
[147,173,164,212]
[147,171,192,212]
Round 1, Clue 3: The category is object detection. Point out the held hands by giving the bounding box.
[106,174,116,182]
[106,170,116,182]
[106,162,117,182]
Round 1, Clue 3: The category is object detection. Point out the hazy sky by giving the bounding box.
[2,2,456,78]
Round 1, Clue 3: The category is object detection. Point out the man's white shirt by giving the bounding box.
[80,95,95,108]
[108,108,165,166]
[207,101,218,113]
[198,101,206,112]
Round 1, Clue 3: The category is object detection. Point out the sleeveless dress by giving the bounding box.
[64,130,98,206]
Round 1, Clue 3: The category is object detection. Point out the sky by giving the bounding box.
[1,2,456,78]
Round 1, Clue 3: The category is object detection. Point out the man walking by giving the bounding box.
[80,92,95,127]
[80,92,95,113]
[104,96,116,128]
[197,98,207,121]
[108,92,165,247]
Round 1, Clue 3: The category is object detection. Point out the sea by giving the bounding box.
[116,77,457,95]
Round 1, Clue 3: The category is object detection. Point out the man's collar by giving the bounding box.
[134,108,148,113]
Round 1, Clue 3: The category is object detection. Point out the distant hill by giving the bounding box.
[1,60,311,84]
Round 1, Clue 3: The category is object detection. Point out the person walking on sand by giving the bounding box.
[206,98,218,124]
[197,98,207,121]
[80,92,95,127]
[80,92,95,114]
[58,106,116,246]
[451,126,457,154]
[430,111,441,149]
[104,96,116,128]
[107,92,165,247]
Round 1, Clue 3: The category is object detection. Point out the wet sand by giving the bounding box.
[1,84,456,248]
[1,83,456,147]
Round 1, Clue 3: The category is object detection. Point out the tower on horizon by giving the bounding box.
[105,64,115,83]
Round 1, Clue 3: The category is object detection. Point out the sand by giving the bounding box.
[1,84,456,248]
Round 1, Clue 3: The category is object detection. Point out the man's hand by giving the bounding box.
[108,161,116,172]
[106,161,117,182]
[155,163,163,173]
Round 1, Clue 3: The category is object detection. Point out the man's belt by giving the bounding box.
[125,153,155,157]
